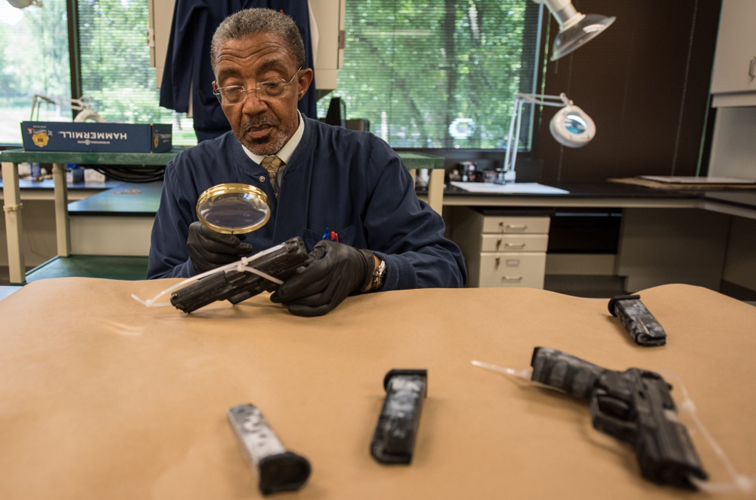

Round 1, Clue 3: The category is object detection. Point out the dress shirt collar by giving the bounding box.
[241,110,305,165]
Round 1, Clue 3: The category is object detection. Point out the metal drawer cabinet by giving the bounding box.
[451,207,551,288]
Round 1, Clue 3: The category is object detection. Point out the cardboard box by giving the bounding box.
[20,121,172,153]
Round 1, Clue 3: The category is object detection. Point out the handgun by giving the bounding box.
[530,347,707,489]
[170,237,310,313]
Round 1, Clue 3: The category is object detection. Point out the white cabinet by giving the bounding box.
[452,208,550,289]
[710,0,756,107]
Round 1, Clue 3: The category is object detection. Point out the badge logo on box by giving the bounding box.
[32,131,49,148]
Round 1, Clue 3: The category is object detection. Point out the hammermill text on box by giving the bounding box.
[21,121,172,153]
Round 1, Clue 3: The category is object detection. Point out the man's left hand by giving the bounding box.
[270,240,375,317]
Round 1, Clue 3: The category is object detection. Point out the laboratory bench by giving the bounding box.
[3,174,756,295]
[3,145,756,293]
[1,148,444,284]
[0,179,156,283]
[441,181,756,214]
[434,182,756,294]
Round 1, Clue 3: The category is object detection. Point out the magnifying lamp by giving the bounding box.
[502,93,595,183]
[7,0,42,8]
[533,0,616,61]
[196,184,271,234]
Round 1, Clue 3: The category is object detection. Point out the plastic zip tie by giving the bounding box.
[661,371,755,494]
[131,245,284,307]
[238,265,283,285]
[471,360,533,380]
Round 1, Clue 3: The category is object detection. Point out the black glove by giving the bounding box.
[270,239,375,317]
[187,221,253,273]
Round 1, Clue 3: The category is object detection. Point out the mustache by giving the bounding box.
[242,117,279,133]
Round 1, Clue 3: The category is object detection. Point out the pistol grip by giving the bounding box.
[589,392,639,443]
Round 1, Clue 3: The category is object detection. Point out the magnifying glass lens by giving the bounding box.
[196,184,271,234]
[564,113,587,134]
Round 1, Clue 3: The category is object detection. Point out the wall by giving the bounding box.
[708,107,756,181]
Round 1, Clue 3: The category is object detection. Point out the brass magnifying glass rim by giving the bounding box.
[196,183,270,234]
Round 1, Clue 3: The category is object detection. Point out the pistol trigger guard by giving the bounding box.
[589,395,638,443]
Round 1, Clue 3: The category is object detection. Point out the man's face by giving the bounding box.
[214,33,313,155]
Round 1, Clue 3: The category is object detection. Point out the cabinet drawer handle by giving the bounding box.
[750,57,756,79]
[500,223,527,231]
[502,276,523,282]
[504,243,526,249]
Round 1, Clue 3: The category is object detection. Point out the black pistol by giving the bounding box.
[530,347,707,489]
[608,295,667,346]
[171,237,310,313]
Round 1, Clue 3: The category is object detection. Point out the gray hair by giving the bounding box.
[210,8,305,75]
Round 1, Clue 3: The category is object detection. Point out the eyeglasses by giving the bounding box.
[213,67,302,105]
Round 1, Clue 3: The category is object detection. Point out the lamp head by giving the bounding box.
[549,103,595,147]
[7,0,42,8]
[534,0,615,61]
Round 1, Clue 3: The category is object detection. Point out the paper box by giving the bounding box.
[21,121,172,153]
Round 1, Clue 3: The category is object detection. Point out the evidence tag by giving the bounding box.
[370,369,428,465]
[608,295,667,346]
[227,403,311,495]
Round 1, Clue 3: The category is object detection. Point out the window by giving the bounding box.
[316,0,542,149]
[77,0,195,146]
[0,0,71,144]
[2,1,542,149]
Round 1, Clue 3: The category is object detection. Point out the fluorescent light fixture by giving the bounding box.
[533,0,616,61]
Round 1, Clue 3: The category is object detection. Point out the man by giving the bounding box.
[148,8,466,316]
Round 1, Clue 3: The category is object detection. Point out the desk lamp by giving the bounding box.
[499,0,613,183]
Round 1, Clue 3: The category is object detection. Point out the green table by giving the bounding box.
[1,148,444,284]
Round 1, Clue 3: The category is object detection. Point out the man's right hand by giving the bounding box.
[187,221,253,273]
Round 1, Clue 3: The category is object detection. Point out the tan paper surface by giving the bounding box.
[0,278,755,499]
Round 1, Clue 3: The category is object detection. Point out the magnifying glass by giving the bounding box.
[549,104,595,148]
[196,183,271,234]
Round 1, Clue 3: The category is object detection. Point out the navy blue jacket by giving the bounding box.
[160,0,317,141]
[148,118,467,291]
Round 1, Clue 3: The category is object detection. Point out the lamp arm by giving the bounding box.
[503,92,589,181]
[30,94,96,121]
[517,92,572,107]
[505,93,571,175]
[503,98,523,175]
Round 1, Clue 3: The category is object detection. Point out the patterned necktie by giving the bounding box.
[260,155,284,198]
